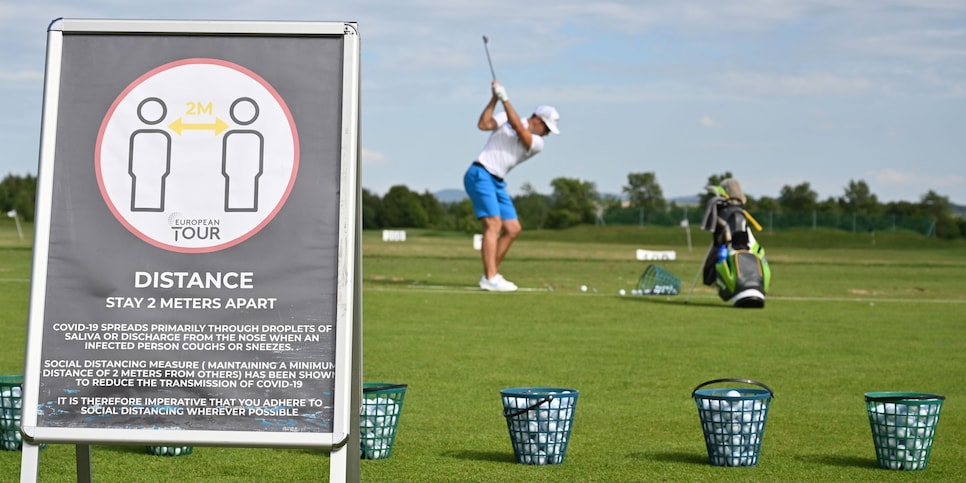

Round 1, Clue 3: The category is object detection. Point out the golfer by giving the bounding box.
[463,80,560,292]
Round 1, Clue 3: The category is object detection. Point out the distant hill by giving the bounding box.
[670,195,700,206]
[434,189,467,203]
[433,189,701,206]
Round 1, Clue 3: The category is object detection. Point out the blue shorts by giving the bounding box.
[463,163,517,220]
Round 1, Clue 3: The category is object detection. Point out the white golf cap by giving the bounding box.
[534,105,560,135]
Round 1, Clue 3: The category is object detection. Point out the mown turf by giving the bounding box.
[1,223,964,481]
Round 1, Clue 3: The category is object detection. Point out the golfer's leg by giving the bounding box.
[495,218,521,268]
[481,216,503,279]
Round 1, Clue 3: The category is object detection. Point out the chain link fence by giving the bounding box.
[601,207,935,236]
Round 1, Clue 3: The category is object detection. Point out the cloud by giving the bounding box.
[719,72,873,97]
[0,70,43,83]
[698,142,772,150]
[870,168,966,193]
[699,115,720,128]
[855,29,966,63]
[361,147,388,166]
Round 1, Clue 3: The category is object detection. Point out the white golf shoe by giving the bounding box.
[479,274,518,292]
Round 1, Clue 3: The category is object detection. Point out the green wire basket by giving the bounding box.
[501,387,578,465]
[692,378,774,467]
[865,392,944,471]
[361,382,407,460]
[638,264,681,295]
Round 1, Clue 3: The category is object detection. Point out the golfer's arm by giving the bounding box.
[502,101,534,148]
[477,96,499,131]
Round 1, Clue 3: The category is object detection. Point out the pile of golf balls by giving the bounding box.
[1,385,23,451]
[696,390,769,467]
[503,392,576,465]
[641,284,678,295]
[360,396,402,459]
[146,445,192,456]
[868,401,941,470]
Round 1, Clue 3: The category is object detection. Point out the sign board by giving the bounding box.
[21,18,361,456]
[635,249,677,261]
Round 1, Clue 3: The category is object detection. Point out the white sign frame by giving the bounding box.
[20,18,362,482]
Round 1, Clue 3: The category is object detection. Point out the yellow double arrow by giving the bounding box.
[168,117,230,136]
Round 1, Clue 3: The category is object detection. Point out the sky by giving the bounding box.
[1,1,965,204]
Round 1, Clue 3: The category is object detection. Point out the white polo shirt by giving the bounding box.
[476,112,544,179]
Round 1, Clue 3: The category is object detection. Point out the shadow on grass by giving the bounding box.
[620,296,727,309]
[95,444,155,455]
[796,454,878,469]
[632,450,708,465]
[442,449,516,463]
[366,276,432,287]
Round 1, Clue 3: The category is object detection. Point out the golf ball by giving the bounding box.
[619,289,626,296]
[580,285,587,292]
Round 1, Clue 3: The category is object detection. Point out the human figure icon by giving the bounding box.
[222,97,264,212]
[129,97,172,212]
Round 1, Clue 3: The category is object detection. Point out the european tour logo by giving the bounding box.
[95,58,300,253]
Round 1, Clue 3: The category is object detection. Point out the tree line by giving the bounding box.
[3,171,964,239]
[0,173,37,222]
[362,171,965,239]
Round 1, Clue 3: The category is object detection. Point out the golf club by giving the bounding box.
[482,35,496,80]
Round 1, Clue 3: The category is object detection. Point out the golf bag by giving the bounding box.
[701,185,771,308]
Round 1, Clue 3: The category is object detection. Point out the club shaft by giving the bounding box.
[685,265,702,303]
[686,240,715,303]
[483,38,496,80]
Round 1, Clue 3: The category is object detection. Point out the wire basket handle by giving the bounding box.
[503,394,554,418]
[691,378,774,398]
[865,393,945,403]
[363,383,408,394]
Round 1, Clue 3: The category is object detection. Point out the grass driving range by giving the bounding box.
[1,222,964,481]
